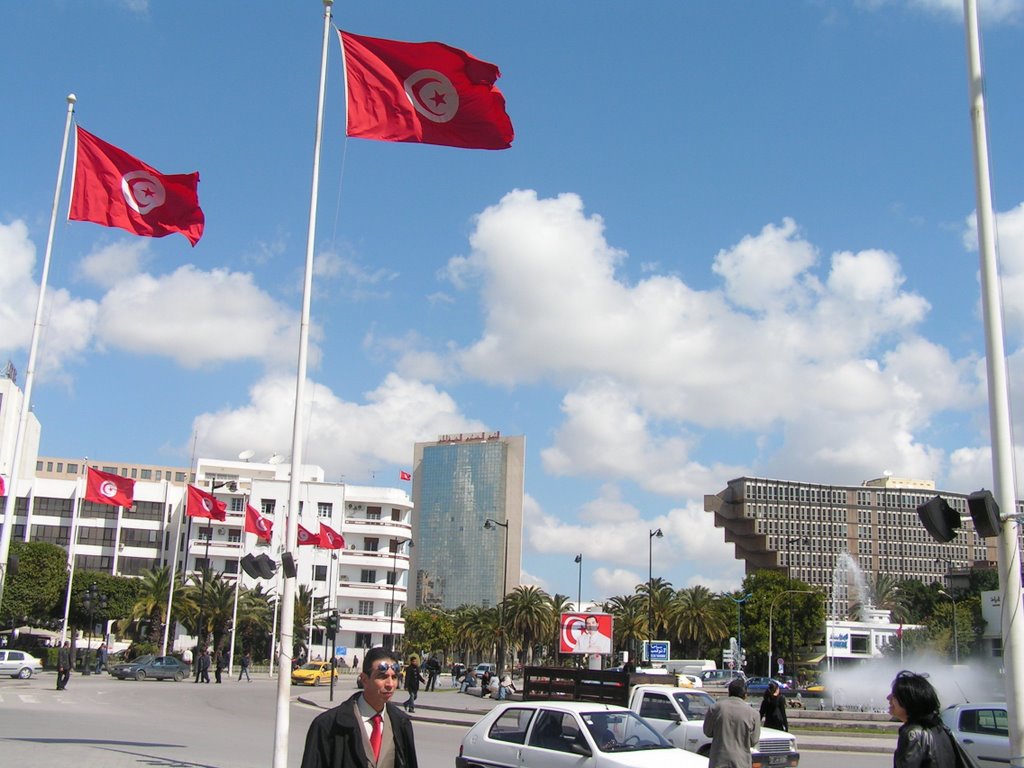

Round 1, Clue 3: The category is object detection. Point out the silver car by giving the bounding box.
[0,649,43,679]
[941,702,1008,768]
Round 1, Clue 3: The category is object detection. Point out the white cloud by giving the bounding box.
[77,240,148,288]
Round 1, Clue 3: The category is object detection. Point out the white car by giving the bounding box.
[457,700,708,768]
[941,702,1008,768]
[0,649,43,679]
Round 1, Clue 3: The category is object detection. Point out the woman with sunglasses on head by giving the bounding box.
[302,646,420,768]
[888,670,959,768]
[759,681,788,732]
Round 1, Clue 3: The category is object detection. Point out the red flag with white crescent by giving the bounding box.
[84,467,135,508]
[318,522,345,550]
[186,485,227,522]
[244,504,273,541]
[297,523,320,547]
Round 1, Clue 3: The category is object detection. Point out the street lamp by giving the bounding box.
[388,539,413,650]
[647,529,663,664]
[768,589,814,676]
[727,592,752,671]
[784,536,810,667]
[82,582,107,676]
[938,589,960,665]
[575,553,583,611]
[484,518,509,672]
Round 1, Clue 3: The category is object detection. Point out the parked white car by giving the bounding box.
[941,702,1008,768]
[457,700,708,768]
[0,649,43,679]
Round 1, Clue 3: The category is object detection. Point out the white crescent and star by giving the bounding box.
[121,170,166,215]
[100,480,118,498]
[403,69,458,123]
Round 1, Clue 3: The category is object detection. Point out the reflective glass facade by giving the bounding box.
[412,436,524,611]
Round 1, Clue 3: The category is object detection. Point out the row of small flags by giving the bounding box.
[69,29,513,246]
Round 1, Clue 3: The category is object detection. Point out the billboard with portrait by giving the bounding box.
[559,612,613,655]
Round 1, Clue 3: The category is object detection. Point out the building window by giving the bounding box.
[318,502,333,519]
[391,508,402,521]
[384,603,394,617]
[140,469,152,480]
[261,499,276,516]
[386,571,397,586]
[364,538,379,552]
[360,569,376,584]
[175,472,187,482]
[358,601,374,616]
[228,531,241,543]
[366,507,381,521]
[224,559,238,575]
[46,461,53,472]
[355,632,373,648]
[36,461,43,472]
[313,565,327,582]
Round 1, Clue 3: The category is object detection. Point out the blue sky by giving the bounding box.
[4,1,1024,602]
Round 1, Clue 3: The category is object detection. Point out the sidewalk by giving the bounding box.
[295,681,896,754]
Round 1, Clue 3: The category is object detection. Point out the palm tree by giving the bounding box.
[505,585,551,668]
[547,593,573,663]
[863,572,910,623]
[604,594,647,662]
[638,576,675,643]
[122,566,185,645]
[670,585,730,658]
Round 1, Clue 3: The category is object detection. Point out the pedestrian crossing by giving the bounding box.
[0,691,74,705]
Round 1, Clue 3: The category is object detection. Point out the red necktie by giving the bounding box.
[370,714,382,761]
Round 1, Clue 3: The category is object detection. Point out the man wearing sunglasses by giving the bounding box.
[301,646,420,768]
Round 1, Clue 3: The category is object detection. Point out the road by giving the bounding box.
[0,671,893,768]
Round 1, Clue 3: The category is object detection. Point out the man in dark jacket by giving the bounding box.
[301,646,418,768]
[56,641,74,690]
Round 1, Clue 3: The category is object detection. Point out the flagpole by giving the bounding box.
[161,493,185,656]
[273,2,333,765]
[229,493,248,675]
[0,94,76,611]
[963,1,1024,763]
[61,474,84,644]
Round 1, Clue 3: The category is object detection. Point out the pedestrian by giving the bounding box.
[403,656,424,712]
[193,645,203,683]
[888,670,962,768]
[703,677,760,768]
[496,672,515,700]
[215,648,226,684]
[424,655,441,692]
[459,668,475,693]
[352,655,359,671]
[451,662,464,688]
[479,668,493,698]
[759,681,788,731]
[95,642,108,674]
[197,648,211,684]
[300,646,419,768]
[56,640,73,690]
[239,650,252,682]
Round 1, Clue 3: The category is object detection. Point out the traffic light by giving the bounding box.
[324,611,338,640]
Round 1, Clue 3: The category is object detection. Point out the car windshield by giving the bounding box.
[581,711,671,753]
[675,691,715,718]
[299,663,324,671]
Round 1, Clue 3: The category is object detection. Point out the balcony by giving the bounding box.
[337,581,406,601]
[343,518,412,539]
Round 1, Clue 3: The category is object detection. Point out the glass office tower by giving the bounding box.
[411,433,524,610]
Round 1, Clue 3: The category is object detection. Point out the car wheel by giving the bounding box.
[17,668,33,679]
[174,671,184,682]
[135,670,146,681]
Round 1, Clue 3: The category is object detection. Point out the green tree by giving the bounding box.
[637,576,674,643]
[0,541,67,626]
[669,585,730,659]
[505,585,551,668]
[404,608,455,657]
[603,594,646,663]
[122,566,188,646]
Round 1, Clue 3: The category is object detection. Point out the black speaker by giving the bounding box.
[239,554,262,579]
[968,489,1001,538]
[281,551,297,578]
[255,554,276,579]
[916,495,960,543]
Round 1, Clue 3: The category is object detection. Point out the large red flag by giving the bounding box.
[186,485,227,522]
[318,522,345,550]
[297,523,320,547]
[0,475,5,497]
[339,30,513,150]
[399,471,412,481]
[244,504,273,542]
[69,127,205,245]
[84,467,135,508]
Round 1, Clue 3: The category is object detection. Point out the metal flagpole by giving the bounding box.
[228,492,247,676]
[273,2,333,766]
[60,474,84,643]
[161,493,186,655]
[0,94,76,611]
[962,2,1024,764]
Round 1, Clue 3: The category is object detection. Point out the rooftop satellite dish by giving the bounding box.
[238,449,255,461]
[268,454,285,465]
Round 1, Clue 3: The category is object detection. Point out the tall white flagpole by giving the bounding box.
[228,492,247,675]
[962,2,1024,764]
[161,491,185,656]
[0,94,77,611]
[60,475,84,644]
[274,3,333,764]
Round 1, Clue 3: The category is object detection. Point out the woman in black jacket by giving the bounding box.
[888,670,959,768]
[759,681,789,731]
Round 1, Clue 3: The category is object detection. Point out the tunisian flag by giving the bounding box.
[84,467,135,508]
[244,504,273,542]
[296,523,320,547]
[186,485,227,522]
[69,127,205,245]
[319,522,345,550]
[339,30,513,150]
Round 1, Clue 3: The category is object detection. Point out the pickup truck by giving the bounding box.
[521,667,799,768]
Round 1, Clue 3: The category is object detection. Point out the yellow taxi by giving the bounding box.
[291,660,338,686]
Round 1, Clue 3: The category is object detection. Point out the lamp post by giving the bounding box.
[768,589,814,677]
[82,582,107,676]
[575,553,583,611]
[388,539,413,650]
[785,536,810,669]
[196,478,236,649]
[647,529,663,664]
[484,518,509,672]
[727,592,752,672]
[938,589,960,665]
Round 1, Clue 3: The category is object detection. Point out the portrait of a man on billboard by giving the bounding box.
[559,612,613,655]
